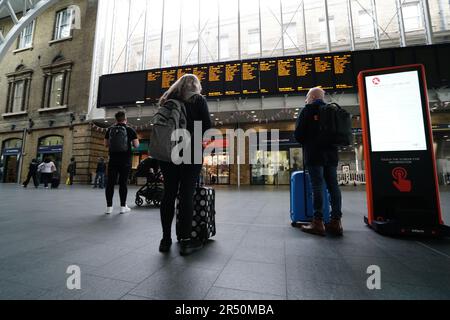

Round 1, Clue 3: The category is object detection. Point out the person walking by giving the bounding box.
[104,111,139,214]
[38,158,57,189]
[67,157,77,185]
[23,159,39,188]
[93,157,106,189]
[294,87,344,236]
[157,74,212,255]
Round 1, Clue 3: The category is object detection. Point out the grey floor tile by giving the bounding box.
[205,287,286,300]
[287,279,369,300]
[129,264,219,300]
[0,280,48,300]
[214,260,286,296]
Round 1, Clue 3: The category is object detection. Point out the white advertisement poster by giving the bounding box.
[365,70,427,152]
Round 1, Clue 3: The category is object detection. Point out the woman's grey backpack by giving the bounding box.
[149,99,187,162]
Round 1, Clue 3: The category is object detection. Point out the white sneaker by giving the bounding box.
[105,207,113,215]
[120,206,131,214]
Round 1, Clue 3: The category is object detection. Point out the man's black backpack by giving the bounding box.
[318,103,353,146]
[109,125,129,153]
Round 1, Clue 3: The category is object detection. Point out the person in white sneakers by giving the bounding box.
[104,111,139,214]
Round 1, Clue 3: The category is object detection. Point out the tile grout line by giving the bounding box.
[416,241,450,259]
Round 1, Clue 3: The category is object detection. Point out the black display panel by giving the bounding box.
[393,47,415,66]
[372,49,394,69]
[242,60,259,95]
[314,55,334,90]
[333,54,354,89]
[98,71,147,107]
[414,46,440,88]
[277,57,297,93]
[353,51,373,78]
[177,66,193,79]
[146,70,162,103]
[224,61,242,96]
[437,44,450,85]
[259,58,278,95]
[207,63,225,98]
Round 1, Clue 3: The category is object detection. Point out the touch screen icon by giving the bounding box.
[372,77,381,85]
[392,167,412,193]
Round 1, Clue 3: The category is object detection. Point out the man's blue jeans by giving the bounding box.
[307,165,342,220]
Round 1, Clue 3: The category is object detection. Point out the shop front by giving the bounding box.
[1,138,22,183]
[250,131,303,186]
[202,138,230,185]
[37,136,64,176]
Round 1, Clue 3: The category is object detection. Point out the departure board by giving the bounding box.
[224,62,242,96]
[100,43,450,108]
[314,55,334,90]
[242,61,259,95]
[208,63,225,97]
[192,65,209,95]
[296,56,315,91]
[177,66,193,79]
[259,59,278,95]
[333,54,354,89]
[161,68,177,92]
[146,70,162,103]
[277,58,297,93]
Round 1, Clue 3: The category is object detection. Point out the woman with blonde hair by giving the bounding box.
[158,74,212,255]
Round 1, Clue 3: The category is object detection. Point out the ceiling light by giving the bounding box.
[253,115,257,118]
[251,111,255,114]
[137,118,141,121]
[104,120,108,123]
[210,114,214,117]
[215,118,219,121]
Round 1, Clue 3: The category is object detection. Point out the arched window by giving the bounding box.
[38,135,64,147]
[2,138,22,150]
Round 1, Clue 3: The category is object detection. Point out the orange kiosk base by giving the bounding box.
[358,64,449,237]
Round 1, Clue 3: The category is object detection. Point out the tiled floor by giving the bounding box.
[0,183,449,300]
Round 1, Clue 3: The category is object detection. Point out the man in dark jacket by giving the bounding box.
[93,157,106,189]
[294,87,343,236]
[67,158,77,185]
[23,159,40,188]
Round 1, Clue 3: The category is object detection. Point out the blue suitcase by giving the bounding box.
[290,171,330,225]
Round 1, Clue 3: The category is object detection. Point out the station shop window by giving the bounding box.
[251,150,291,185]
[5,65,32,114]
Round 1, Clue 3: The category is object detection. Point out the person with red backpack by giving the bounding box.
[104,111,139,215]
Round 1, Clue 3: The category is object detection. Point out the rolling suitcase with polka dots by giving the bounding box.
[176,186,216,243]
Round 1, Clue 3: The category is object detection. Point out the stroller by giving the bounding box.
[135,158,164,207]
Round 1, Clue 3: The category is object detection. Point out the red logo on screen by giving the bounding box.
[372,77,381,85]
[392,167,412,193]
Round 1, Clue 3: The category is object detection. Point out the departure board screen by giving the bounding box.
[333,54,354,89]
[100,44,450,108]
[208,63,225,97]
[177,66,193,79]
[98,71,147,107]
[161,68,177,93]
[277,58,297,93]
[314,55,334,90]
[146,70,162,103]
[259,59,278,95]
[224,62,242,96]
[192,65,209,95]
[242,60,259,95]
[296,56,315,92]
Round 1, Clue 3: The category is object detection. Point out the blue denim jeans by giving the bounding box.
[308,165,343,220]
[94,172,105,188]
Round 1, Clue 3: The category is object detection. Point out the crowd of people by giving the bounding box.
[16,74,344,256]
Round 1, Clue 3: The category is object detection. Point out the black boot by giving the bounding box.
[179,239,203,256]
[159,238,172,253]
